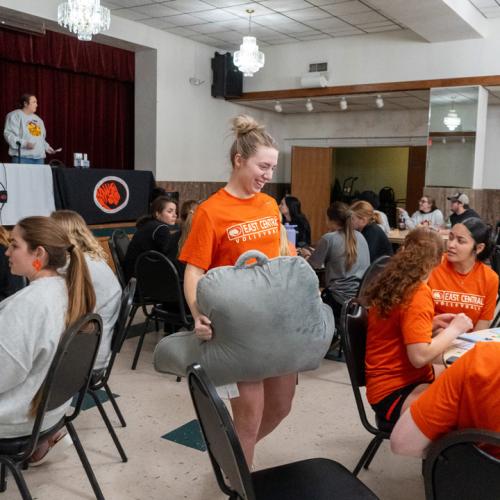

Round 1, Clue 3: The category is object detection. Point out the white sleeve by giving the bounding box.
[434,210,444,227]
[3,112,23,150]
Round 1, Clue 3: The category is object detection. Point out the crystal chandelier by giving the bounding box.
[443,102,461,131]
[58,0,111,41]
[233,9,265,77]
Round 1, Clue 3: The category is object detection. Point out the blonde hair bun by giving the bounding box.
[231,114,264,137]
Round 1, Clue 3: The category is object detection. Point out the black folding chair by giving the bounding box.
[187,364,379,500]
[341,299,394,476]
[87,278,136,463]
[0,314,105,500]
[423,429,500,500]
[132,250,193,370]
[357,255,391,306]
[109,230,129,289]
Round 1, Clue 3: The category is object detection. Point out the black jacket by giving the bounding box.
[362,223,393,263]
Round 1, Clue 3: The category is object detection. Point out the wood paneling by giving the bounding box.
[230,75,500,101]
[291,146,333,242]
[425,187,500,226]
[406,146,427,214]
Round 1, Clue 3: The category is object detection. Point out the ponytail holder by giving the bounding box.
[68,244,75,253]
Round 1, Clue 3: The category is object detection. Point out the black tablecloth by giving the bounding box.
[53,168,155,224]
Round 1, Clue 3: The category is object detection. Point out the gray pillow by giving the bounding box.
[154,250,334,386]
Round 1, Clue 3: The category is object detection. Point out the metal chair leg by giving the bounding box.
[353,435,382,476]
[0,458,32,500]
[131,319,149,370]
[0,462,7,492]
[89,391,128,463]
[103,383,126,428]
[66,422,105,500]
[363,436,383,469]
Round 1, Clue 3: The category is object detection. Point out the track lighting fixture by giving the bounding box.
[305,98,314,112]
[274,101,283,113]
[375,94,384,109]
[339,97,348,111]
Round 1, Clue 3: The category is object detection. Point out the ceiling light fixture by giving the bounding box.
[339,97,348,111]
[461,136,466,144]
[375,94,384,109]
[58,0,110,41]
[233,9,264,77]
[443,100,461,131]
[305,98,314,112]
[442,137,447,145]
[274,101,283,113]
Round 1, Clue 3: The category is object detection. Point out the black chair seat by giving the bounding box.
[375,415,394,434]
[252,458,378,499]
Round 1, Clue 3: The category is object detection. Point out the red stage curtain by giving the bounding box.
[0,28,135,170]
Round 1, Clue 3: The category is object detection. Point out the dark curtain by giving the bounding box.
[0,29,135,170]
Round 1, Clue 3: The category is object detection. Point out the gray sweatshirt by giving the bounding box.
[4,109,51,160]
[0,276,70,438]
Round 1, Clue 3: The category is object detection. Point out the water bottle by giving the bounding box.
[284,223,297,246]
[81,153,90,169]
[398,213,406,231]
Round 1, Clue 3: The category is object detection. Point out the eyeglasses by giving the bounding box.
[419,199,428,203]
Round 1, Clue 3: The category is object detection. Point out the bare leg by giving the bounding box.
[400,383,430,414]
[230,381,264,466]
[256,373,297,442]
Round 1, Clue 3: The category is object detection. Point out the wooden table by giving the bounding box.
[388,229,449,248]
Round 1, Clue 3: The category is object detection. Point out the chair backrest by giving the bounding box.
[135,250,190,323]
[341,298,381,435]
[112,229,130,265]
[111,278,137,354]
[27,314,102,458]
[187,364,255,500]
[357,255,391,305]
[108,237,127,288]
[423,429,500,500]
[491,245,500,281]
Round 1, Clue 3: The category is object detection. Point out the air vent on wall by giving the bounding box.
[0,15,46,36]
[309,62,327,73]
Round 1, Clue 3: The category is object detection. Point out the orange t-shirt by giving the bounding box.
[411,343,500,458]
[428,256,499,326]
[365,282,435,404]
[179,189,280,270]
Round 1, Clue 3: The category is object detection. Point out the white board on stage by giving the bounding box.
[0,164,56,226]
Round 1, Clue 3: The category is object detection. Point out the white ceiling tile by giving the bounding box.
[362,25,401,33]
[166,13,208,25]
[217,18,250,28]
[188,33,224,45]
[470,0,498,8]
[340,11,388,24]
[131,4,180,17]
[249,25,283,36]
[285,8,332,22]
[356,21,395,29]
[326,27,364,36]
[202,0,248,6]
[141,17,176,28]
[272,19,314,32]
[306,0,346,6]
[295,33,331,40]
[189,22,229,33]
[165,0,216,13]
[211,30,243,41]
[193,9,238,21]
[108,0,154,7]
[306,17,352,30]
[223,3,276,17]
[164,26,199,35]
[101,1,123,8]
[259,0,312,12]
[320,0,370,16]
[112,8,149,20]
[251,13,292,25]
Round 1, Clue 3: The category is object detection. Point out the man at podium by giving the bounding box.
[3,93,57,165]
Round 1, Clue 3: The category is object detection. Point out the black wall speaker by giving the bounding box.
[211,52,242,98]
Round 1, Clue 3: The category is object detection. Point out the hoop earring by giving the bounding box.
[32,259,42,272]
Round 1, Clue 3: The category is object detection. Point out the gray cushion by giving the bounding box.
[154,250,334,386]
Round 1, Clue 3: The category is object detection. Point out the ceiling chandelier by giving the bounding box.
[443,101,461,131]
[233,9,265,77]
[58,0,111,41]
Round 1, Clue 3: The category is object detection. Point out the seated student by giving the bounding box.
[306,202,369,318]
[399,195,444,229]
[279,195,311,247]
[0,216,95,461]
[124,195,180,281]
[350,200,393,262]
[357,190,391,234]
[364,228,473,425]
[391,342,500,458]
[428,218,498,331]
[448,192,480,226]
[0,225,24,301]
[51,210,122,371]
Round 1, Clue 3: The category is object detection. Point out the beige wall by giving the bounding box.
[334,147,409,202]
